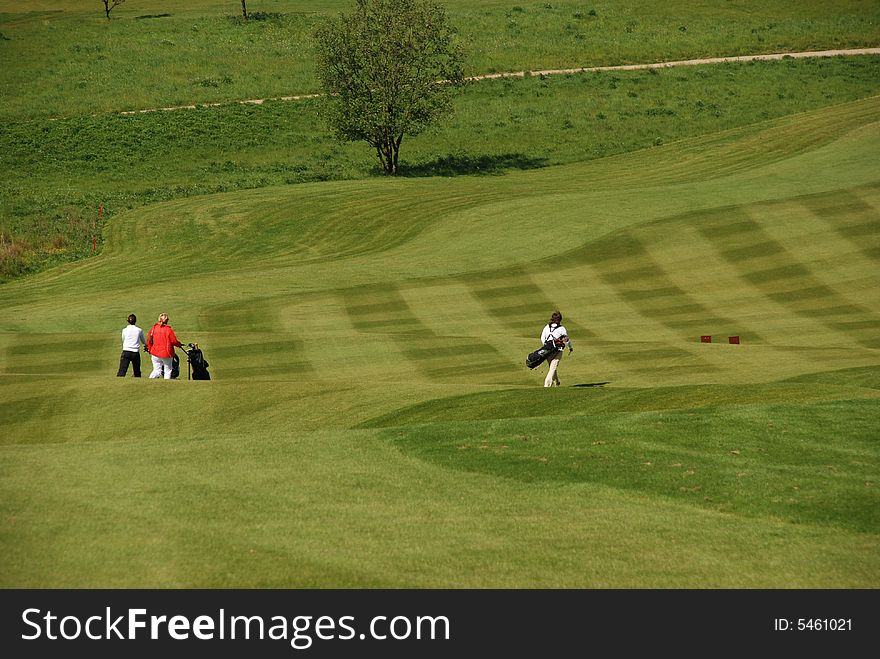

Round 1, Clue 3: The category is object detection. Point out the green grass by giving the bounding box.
[3,56,879,279]
[378,398,880,532]
[2,1,877,119]
[4,415,874,588]
[2,0,879,278]
[1,93,878,587]
[0,0,878,589]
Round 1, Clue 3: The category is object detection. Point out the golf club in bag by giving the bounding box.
[168,343,210,380]
[180,342,211,380]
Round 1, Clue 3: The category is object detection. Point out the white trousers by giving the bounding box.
[544,351,562,387]
[149,355,174,380]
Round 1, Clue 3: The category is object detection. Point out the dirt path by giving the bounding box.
[121,47,880,115]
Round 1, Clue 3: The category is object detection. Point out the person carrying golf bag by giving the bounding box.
[538,310,573,387]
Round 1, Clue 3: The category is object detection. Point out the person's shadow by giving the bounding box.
[572,382,610,388]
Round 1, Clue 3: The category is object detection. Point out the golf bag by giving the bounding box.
[525,338,560,369]
[181,343,211,380]
[170,353,181,379]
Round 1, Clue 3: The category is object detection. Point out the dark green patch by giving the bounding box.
[342,285,424,334]
[599,265,660,285]
[742,263,810,284]
[604,346,695,362]
[0,395,49,426]
[378,397,880,532]
[767,285,837,302]
[465,268,560,337]
[620,286,685,300]
[702,218,761,238]
[201,297,281,332]
[720,240,786,262]
[783,364,880,389]
[808,304,868,317]
[836,220,880,239]
[5,336,111,374]
[208,339,315,376]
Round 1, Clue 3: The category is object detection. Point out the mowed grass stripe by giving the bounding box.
[398,282,536,385]
[585,232,746,340]
[342,285,425,335]
[766,192,880,345]
[666,206,875,349]
[199,296,283,333]
[807,186,880,260]
[461,266,574,338]
[524,230,736,374]
[3,334,112,375]
[695,198,880,348]
[208,338,315,377]
[341,284,515,383]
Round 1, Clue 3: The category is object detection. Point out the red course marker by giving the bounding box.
[729,336,740,344]
[700,335,712,343]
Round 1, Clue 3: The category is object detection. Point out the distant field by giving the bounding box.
[2,1,878,119]
[1,94,877,587]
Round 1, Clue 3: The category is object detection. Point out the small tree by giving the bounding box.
[101,0,126,20]
[314,0,465,175]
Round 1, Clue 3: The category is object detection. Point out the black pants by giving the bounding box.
[117,350,142,377]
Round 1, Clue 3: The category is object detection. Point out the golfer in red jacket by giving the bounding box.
[147,313,183,379]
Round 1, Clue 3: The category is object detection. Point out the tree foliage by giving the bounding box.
[314,0,465,175]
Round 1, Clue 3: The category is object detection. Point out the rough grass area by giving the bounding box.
[1,0,877,119]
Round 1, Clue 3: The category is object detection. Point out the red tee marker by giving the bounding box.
[700,335,712,343]
[729,336,740,344]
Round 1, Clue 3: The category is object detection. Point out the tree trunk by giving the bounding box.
[375,133,398,175]
[374,131,403,176]
[392,135,403,176]
[376,146,393,175]
[241,1,248,22]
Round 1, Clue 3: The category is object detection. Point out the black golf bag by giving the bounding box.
[525,338,560,369]
[182,343,211,380]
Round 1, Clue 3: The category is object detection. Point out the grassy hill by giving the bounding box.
[1,91,878,586]
[2,1,880,279]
